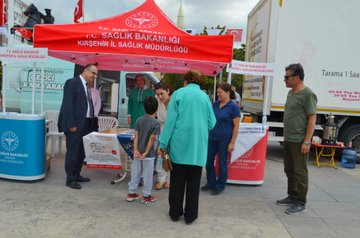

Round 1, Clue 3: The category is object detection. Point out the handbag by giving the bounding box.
[161,149,173,172]
[155,155,163,173]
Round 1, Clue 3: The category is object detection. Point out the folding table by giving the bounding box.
[312,142,344,169]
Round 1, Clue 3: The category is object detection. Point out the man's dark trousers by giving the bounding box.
[65,119,92,182]
[283,141,309,204]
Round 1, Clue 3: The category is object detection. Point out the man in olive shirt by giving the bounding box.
[276,63,317,215]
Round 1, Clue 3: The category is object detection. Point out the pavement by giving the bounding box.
[1,141,360,238]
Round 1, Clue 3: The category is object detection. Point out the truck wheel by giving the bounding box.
[338,125,360,163]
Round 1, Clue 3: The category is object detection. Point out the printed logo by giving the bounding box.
[1,131,19,151]
[125,11,158,28]
[90,142,105,153]
[240,148,254,159]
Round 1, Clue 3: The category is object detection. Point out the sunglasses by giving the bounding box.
[284,75,296,80]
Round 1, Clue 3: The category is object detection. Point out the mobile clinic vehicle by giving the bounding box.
[243,0,360,155]
[3,56,159,127]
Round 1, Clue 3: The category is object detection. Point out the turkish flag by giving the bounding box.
[14,27,32,40]
[74,0,83,23]
[226,29,243,42]
[1,0,8,26]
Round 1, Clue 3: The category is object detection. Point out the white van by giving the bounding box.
[3,57,160,128]
[117,72,160,127]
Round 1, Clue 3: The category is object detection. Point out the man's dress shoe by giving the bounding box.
[66,181,81,189]
[77,176,90,182]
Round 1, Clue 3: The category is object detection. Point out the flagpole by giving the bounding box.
[8,0,14,47]
[82,0,84,23]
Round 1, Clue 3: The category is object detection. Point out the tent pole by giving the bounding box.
[213,75,217,103]
[31,62,36,114]
[227,67,232,84]
[82,0,85,23]
[7,0,14,47]
[40,63,44,114]
[2,63,6,113]
[262,76,272,125]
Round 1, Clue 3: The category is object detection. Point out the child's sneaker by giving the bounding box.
[126,193,140,202]
[141,195,157,204]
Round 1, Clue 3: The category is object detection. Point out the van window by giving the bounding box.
[125,73,157,97]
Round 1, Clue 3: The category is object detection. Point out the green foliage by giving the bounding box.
[162,73,183,91]
[162,28,246,97]
[162,72,213,92]
[233,44,246,61]
[201,25,226,35]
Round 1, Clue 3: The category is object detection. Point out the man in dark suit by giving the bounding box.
[58,64,98,189]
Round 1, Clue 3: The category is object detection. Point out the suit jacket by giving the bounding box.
[58,76,88,133]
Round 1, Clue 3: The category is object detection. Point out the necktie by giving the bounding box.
[86,84,95,118]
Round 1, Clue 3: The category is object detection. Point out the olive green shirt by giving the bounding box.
[283,87,317,142]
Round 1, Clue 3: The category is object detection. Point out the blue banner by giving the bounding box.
[0,114,46,180]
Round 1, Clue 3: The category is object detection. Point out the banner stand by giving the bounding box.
[216,123,269,185]
[0,113,46,180]
[0,47,48,181]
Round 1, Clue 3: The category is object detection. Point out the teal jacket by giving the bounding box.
[159,84,216,167]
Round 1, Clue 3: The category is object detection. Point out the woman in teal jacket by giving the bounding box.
[159,71,216,225]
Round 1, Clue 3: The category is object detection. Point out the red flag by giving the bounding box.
[1,0,8,26]
[14,27,32,40]
[226,29,243,42]
[74,0,83,23]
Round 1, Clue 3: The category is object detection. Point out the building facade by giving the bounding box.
[1,0,29,46]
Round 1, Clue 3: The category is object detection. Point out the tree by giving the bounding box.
[200,25,226,35]
[162,27,247,97]
[162,73,183,90]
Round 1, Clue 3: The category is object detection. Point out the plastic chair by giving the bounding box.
[44,110,65,158]
[98,116,119,132]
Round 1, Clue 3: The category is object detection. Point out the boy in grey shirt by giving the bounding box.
[127,96,160,204]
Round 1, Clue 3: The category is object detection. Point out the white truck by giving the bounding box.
[243,0,360,155]
[2,56,160,127]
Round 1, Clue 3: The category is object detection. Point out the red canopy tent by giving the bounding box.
[33,0,233,76]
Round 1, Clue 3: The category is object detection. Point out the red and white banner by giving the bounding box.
[226,29,243,42]
[216,123,268,185]
[227,60,275,76]
[83,132,122,169]
[74,0,83,23]
[231,123,267,163]
[228,123,268,185]
[0,47,48,63]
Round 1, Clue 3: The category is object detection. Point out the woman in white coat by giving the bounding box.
[154,81,173,190]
